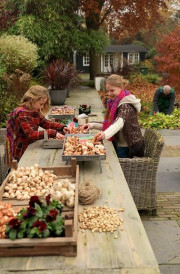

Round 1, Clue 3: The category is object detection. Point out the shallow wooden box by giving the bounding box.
[48,106,76,120]
[0,159,79,257]
[62,134,106,162]
[42,139,64,149]
[62,134,106,173]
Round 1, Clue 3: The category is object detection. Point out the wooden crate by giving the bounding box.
[48,106,76,121]
[0,159,79,257]
[48,113,75,120]
[0,150,9,186]
[0,129,9,185]
[42,139,64,149]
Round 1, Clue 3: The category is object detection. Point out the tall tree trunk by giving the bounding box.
[89,49,101,80]
[85,1,105,80]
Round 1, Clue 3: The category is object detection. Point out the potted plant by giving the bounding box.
[78,105,91,115]
[44,59,80,105]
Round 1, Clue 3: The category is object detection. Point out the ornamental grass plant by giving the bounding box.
[44,59,80,90]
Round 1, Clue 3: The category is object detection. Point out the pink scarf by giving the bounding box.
[102,90,130,141]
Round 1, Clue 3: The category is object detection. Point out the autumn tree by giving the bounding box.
[4,0,108,73]
[79,0,168,79]
[155,25,180,91]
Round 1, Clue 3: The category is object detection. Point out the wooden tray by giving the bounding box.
[42,139,64,149]
[0,159,79,257]
[62,134,106,173]
[62,134,106,162]
[48,106,76,120]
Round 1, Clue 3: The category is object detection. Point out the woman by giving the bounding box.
[6,85,68,162]
[84,74,144,158]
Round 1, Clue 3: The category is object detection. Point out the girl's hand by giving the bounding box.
[94,131,105,141]
[56,132,65,139]
[63,127,70,134]
[82,123,91,130]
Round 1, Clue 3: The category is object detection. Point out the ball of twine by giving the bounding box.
[79,181,101,205]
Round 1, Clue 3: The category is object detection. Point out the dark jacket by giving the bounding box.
[114,103,144,158]
[153,87,175,115]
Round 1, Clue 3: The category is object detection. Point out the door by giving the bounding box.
[103,53,114,72]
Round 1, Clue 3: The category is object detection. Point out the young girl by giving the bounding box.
[6,85,68,163]
[83,74,144,158]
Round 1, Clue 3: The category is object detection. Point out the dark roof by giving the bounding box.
[104,44,148,53]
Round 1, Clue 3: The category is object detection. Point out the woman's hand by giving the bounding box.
[81,123,91,130]
[63,127,70,134]
[56,132,65,139]
[94,131,105,141]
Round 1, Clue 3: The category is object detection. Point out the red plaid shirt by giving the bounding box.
[13,109,64,161]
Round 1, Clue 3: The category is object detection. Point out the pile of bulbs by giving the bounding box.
[68,126,88,134]
[3,164,57,200]
[51,106,75,115]
[50,179,75,208]
[63,136,106,156]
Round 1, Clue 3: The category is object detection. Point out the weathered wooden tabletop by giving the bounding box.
[0,138,160,273]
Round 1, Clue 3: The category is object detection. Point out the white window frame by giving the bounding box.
[83,53,90,66]
[104,53,114,68]
[128,53,139,65]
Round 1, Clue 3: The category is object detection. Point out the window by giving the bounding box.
[83,53,90,66]
[104,54,114,68]
[128,53,139,65]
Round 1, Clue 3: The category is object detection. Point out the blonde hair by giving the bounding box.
[20,85,50,114]
[106,74,129,88]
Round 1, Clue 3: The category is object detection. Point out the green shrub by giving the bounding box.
[129,73,159,84]
[0,34,38,73]
[143,73,159,84]
[100,78,106,91]
[140,59,155,72]
[0,55,7,91]
[129,73,146,83]
[0,90,20,128]
[138,108,180,129]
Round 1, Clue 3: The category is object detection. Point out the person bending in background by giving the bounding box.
[6,85,68,163]
[152,85,175,115]
[83,74,144,158]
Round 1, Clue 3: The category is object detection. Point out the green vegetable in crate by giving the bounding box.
[5,195,65,240]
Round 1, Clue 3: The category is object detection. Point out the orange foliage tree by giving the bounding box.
[79,0,167,79]
[155,25,180,92]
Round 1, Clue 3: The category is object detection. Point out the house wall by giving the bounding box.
[123,53,128,60]
[140,52,146,61]
[75,51,147,73]
[101,53,123,73]
[76,54,89,73]
[114,53,123,69]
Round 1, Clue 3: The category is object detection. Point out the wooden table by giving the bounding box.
[0,139,160,273]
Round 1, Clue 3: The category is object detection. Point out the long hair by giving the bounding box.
[106,74,129,88]
[20,85,50,115]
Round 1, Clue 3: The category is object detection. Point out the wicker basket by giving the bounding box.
[0,129,9,185]
[119,128,164,215]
